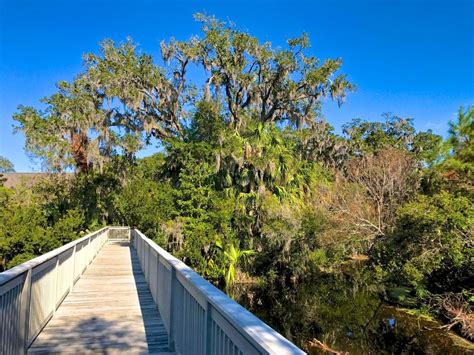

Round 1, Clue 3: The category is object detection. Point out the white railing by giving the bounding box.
[0,227,109,354]
[133,229,305,355]
[0,227,304,355]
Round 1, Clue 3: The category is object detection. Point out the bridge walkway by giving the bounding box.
[27,242,174,354]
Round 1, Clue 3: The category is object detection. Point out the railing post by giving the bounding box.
[70,245,76,290]
[146,244,151,283]
[87,237,91,266]
[168,265,176,351]
[52,256,59,315]
[141,239,145,270]
[19,269,32,354]
[155,254,160,301]
[205,301,213,355]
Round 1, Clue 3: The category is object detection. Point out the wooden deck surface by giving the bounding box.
[28,242,174,354]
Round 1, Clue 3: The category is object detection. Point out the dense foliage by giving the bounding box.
[2,15,473,344]
[0,156,15,173]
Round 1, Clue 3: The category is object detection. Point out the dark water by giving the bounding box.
[232,274,474,354]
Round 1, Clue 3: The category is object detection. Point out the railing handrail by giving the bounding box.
[134,229,305,355]
[0,226,108,286]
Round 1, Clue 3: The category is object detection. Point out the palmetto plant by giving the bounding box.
[216,240,255,287]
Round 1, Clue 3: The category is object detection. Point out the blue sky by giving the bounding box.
[0,0,473,171]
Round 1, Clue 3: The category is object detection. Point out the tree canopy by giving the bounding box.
[14,14,352,173]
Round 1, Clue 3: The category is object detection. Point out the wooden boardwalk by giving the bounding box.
[28,242,174,354]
